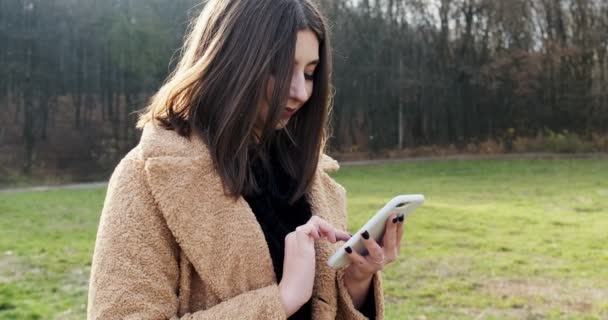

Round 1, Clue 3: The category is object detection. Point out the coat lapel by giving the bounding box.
[145,154,278,301]
[140,124,345,317]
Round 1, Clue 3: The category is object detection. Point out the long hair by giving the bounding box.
[137,0,333,203]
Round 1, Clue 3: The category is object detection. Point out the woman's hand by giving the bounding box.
[343,213,406,307]
[279,216,351,317]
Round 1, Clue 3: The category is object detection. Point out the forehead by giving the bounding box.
[294,29,319,66]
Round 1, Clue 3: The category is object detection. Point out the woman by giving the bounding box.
[87,0,406,319]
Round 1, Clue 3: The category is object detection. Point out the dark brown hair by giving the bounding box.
[137,0,333,203]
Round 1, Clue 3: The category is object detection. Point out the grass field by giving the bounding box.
[1,158,607,319]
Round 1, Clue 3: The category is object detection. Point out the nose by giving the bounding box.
[289,72,310,103]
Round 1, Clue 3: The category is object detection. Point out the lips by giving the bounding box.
[282,107,297,118]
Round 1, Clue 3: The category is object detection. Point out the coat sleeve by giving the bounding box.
[87,157,286,320]
[335,269,384,320]
[316,162,385,320]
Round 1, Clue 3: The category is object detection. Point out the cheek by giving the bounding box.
[305,82,314,100]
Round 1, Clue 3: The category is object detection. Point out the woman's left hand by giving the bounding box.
[344,212,405,283]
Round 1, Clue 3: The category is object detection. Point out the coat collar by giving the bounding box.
[139,122,344,317]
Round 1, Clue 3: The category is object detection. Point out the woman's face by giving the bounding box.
[255,29,319,134]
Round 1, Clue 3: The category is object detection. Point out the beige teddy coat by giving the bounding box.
[87,123,384,319]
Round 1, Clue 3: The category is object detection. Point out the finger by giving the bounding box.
[383,213,399,248]
[396,215,406,251]
[317,221,337,243]
[312,216,351,243]
[320,223,352,243]
[307,216,326,239]
[344,246,376,273]
[335,231,352,242]
[359,229,385,263]
[382,213,400,261]
[296,224,320,240]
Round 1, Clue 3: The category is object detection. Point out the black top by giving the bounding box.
[243,148,375,319]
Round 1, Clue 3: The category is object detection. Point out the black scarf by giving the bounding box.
[243,148,313,319]
[243,147,375,319]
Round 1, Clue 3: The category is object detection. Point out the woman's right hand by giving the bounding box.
[278,216,351,317]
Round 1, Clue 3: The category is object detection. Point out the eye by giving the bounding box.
[304,72,314,81]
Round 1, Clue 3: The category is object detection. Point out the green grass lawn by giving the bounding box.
[1,158,607,319]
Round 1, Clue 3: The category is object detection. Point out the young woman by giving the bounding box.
[87,0,406,319]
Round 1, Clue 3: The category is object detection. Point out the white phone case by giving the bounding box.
[327,194,424,268]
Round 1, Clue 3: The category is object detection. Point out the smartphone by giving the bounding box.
[327,194,424,268]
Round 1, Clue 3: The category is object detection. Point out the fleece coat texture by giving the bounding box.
[87,123,385,319]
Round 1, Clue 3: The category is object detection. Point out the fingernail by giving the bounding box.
[392,216,399,223]
[398,215,405,222]
[361,231,369,240]
[345,246,352,254]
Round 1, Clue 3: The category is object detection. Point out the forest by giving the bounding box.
[1,0,607,181]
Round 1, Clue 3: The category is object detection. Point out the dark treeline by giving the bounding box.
[1,0,607,180]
